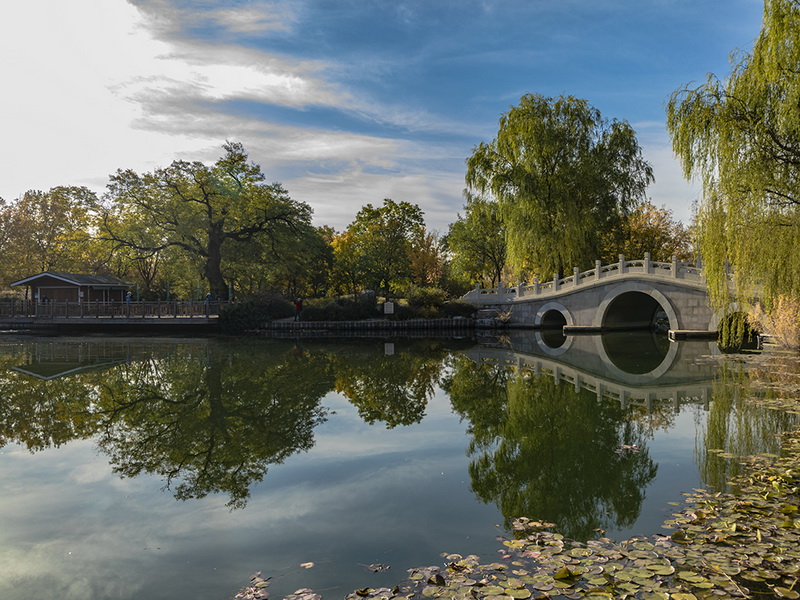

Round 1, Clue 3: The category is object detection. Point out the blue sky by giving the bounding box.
[1,0,763,232]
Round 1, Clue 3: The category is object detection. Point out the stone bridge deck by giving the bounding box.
[463,255,719,334]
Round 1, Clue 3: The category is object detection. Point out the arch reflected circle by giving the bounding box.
[534,302,574,356]
[600,331,670,375]
[593,284,680,383]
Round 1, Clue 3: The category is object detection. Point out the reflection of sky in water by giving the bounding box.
[0,339,786,600]
[0,387,503,599]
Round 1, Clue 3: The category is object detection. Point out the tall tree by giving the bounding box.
[0,186,103,284]
[466,94,653,279]
[104,142,313,299]
[446,194,507,287]
[666,0,800,318]
[339,199,426,296]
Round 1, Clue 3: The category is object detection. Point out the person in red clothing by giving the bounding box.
[293,298,303,321]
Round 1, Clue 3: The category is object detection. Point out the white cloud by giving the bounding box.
[635,123,701,224]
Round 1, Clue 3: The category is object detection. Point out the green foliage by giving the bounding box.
[466,93,653,279]
[104,142,314,299]
[330,339,449,428]
[667,0,800,333]
[448,359,657,540]
[439,299,478,318]
[0,186,107,288]
[446,193,507,287]
[219,295,294,332]
[332,199,427,296]
[403,285,448,309]
[299,295,380,321]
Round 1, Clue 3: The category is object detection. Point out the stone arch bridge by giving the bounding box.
[462,254,719,336]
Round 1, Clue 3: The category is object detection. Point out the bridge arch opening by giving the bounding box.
[602,291,670,331]
[539,309,567,348]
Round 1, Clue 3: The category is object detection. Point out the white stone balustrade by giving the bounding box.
[462,254,704,305]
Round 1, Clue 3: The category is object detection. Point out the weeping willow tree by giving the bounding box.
[465,93,653,279]
[667,0,800,341]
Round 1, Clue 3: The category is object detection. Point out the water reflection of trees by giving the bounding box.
[330,339,451,428]
[93,342,334,508]
[698,360,800,492]
[0,338,454,507]
[444,356,658,541]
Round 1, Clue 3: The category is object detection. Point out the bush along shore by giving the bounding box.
[234,352,800,600]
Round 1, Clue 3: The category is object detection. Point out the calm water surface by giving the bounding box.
[0,332,796,599]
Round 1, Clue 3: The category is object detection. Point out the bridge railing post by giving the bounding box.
[516,280,524,298]
[573,266,580,286]
[644,252,651,274]
[533,277,540,295]
[553,273,559,291]
[595,260,601,281]
[672,255,679,278]
[618,254,626,275]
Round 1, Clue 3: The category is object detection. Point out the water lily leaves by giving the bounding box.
[363,564,391,573]
[322,380,800,600]
[286,589,322,600]
[670,593,697,600]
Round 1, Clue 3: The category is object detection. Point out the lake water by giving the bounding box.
[0,332,796,600]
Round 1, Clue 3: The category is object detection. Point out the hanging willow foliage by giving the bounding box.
[667,0,800,344]
[466,94,653,281]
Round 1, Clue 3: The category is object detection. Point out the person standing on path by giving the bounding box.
[293,298,303,321]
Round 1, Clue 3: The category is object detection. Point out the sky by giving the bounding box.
[0,0,764,233]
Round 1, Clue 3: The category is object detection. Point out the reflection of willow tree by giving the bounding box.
[446,357,657,541]
[698,361,800,492]
[93,342,333,508]
[331,340,450,428]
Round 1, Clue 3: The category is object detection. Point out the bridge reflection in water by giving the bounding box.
[468,330,718,411]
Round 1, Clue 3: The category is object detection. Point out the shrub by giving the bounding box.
[404,286,448,309]
[299,295,379,321]
[220,295,293,332]
[748,295,800,350]
[440,300,478,318]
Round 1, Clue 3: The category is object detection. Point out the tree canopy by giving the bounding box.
[466,93,653,280]
[666,0,800,315]
[446,193,507,287]
[332,198,426,296]
[103,142,313,299]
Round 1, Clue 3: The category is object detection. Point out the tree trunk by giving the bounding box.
[204,233,229,300]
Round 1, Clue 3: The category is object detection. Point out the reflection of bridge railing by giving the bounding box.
[462,253,704,305]
[467,347,711,412]
[0,300,225,320]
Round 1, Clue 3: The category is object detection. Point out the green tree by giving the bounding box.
[104,142,313,299]
[0,187,104,285]
[408,229,445,286]
[666,0,800,321]
[340,199,426,296]
[466,94,653,279]
[94,341,332,508]
[331,230,364,297]
[446,194,507,287]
